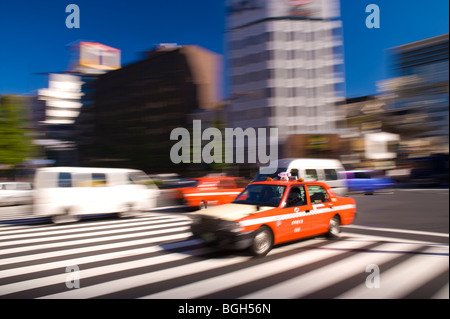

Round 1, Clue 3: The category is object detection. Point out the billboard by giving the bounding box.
[70,42,121,72]
[228,0,340,29]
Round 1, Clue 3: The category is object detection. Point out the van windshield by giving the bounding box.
[253,168,289,182]
[128,172,151,184]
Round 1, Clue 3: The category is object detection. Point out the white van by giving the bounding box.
[254,158,348,196]
[33,167,160,223]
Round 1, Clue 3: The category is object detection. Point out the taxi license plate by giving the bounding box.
[201,232,216,243]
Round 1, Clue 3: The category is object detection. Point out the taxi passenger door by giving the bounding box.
[307,185,334,234]
[278,186,314,242]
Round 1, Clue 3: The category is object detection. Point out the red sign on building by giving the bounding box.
[285,0,314,7]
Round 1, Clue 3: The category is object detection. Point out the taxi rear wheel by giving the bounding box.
[250,226,273,257]
[199,201,207,210]
[327,216,341,239]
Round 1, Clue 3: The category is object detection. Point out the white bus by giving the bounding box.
[33,167,160,223]
[254,158,348,196]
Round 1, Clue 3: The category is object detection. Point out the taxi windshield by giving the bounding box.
[233,184,286,207]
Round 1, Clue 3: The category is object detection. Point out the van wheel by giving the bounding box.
[118,204,138,218]
[326,216,341,239]
[52,208,78,224]
[199,201,207,210]
[51,215,64,224]
[249,226,273,257]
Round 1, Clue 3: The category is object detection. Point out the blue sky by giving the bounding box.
[0,0,448,98]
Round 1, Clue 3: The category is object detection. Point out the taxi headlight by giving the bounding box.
[219,220,242,233]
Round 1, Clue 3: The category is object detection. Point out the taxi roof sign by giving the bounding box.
[278,172,291,180]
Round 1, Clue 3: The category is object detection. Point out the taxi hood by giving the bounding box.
[192,203,273,221]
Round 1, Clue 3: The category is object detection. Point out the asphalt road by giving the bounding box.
[0,188,447,300]
[344,188,449,245]
[2,188,448,235]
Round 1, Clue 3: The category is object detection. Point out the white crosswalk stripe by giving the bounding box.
[336,246,449,299]
[241,242,430,299]
[142,238,372,299]
[0,212,448,299]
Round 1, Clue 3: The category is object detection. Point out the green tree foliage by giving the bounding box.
[0,95,32,165]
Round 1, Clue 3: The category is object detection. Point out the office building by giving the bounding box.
[226,0,346,155]
[36,42,121,165]
[79,44,222,171]
[378,33,449,156]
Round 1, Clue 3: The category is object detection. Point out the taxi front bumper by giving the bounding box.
[190,218,255,250]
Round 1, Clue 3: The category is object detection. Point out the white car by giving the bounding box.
[0,182,33,206]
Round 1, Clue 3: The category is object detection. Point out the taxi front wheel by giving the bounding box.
[249,226,274,257]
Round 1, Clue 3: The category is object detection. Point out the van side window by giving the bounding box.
[307,185,330,203]
[92,173,107,187]
[305,169,318,181]
[324,169,339,181]
[290,169,299,179]
[58,173,72,188]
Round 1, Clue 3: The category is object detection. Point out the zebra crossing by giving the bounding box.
[0,212,448,299]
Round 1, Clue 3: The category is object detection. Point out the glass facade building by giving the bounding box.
[226,0,346,142]
[379,33,449,156]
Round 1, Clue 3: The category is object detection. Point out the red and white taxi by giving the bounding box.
[190,174,356,256]
[174,176,245,209]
